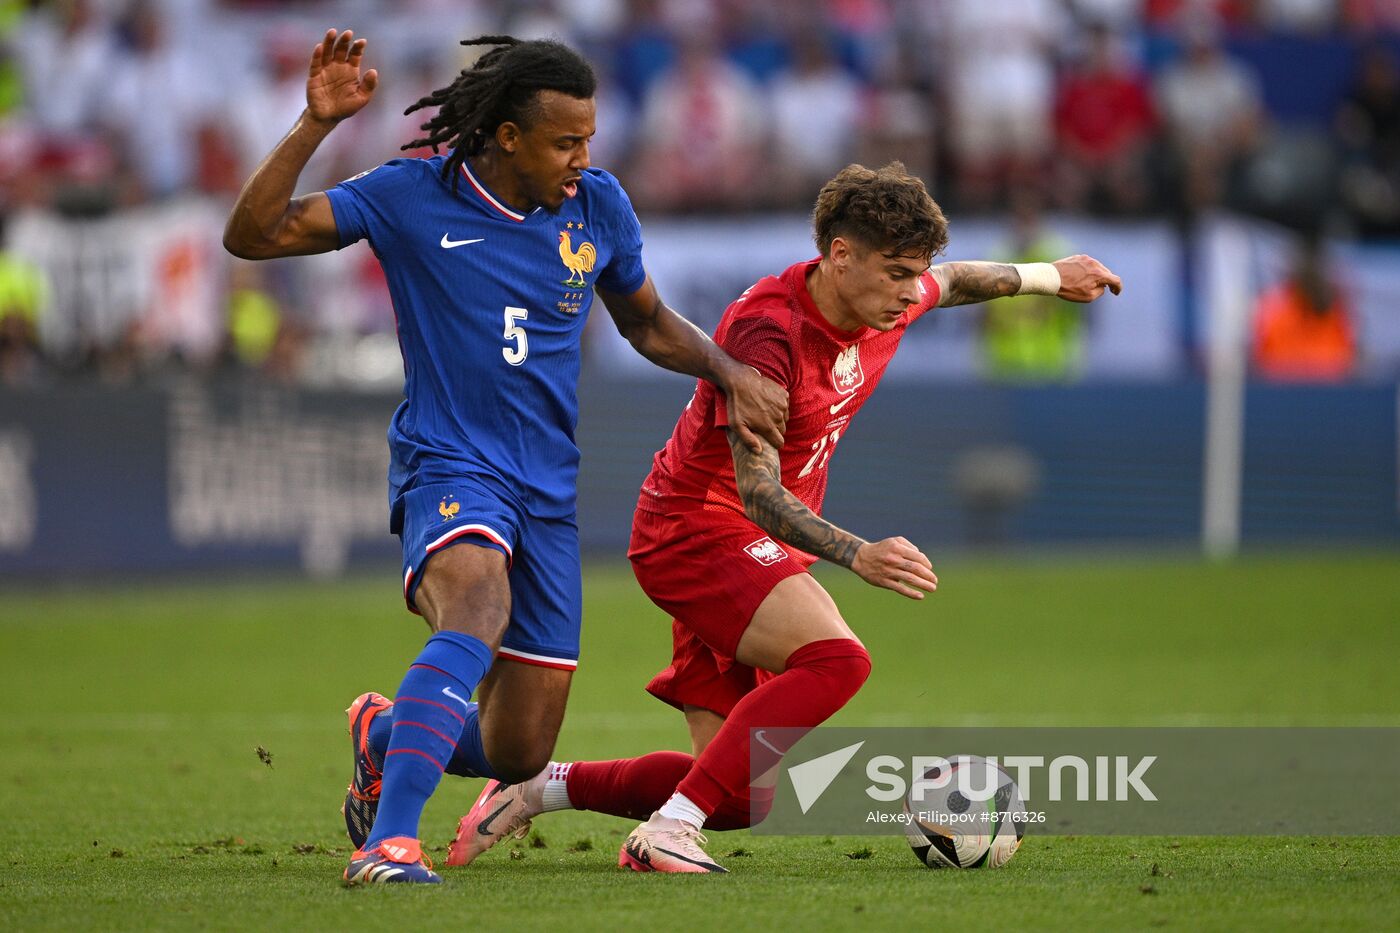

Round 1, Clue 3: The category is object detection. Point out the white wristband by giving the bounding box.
[1013,263,1061,296]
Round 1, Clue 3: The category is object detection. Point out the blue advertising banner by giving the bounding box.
[0,381,1394,578]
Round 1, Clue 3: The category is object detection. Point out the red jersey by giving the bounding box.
[638,258,939,521]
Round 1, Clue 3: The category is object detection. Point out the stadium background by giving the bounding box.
[0,0,1398,576]
[1,2,1399,929]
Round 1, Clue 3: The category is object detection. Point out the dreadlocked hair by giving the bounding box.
[403,36,597,191]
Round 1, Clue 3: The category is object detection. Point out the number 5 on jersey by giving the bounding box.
[503,306,528,366]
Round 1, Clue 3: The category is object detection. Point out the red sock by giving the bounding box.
[676,638,871,816]
[565,751,694,821]
[706,785,776,831]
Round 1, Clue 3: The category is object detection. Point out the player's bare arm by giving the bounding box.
[601,278,788,451]
[931,254,1123,307]
[223,29,379,259]
[725,430,938,600]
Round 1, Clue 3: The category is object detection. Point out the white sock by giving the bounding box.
[539,761,574,813]
[657,792,707,829]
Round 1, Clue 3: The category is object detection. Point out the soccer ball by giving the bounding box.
[903,754,1025,869]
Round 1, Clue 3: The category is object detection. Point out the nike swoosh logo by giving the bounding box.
[476,799,512,836]
[829,395,857,415]
[653,845,727,872]
[441,234,485,249]
[754,729,785,756]
[442,686,470,710]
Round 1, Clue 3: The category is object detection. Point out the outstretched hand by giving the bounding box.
[307,29,378,125]
[1053,254,1123,303]
[852,537,938,600]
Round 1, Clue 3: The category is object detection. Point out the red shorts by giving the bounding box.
[628,503,815,717]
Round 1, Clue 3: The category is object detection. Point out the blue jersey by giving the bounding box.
[326,156,646,518]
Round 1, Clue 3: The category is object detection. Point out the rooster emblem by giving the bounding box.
[558,229,596,287]
[438,498,460,521]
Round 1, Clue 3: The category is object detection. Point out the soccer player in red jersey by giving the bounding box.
[436,162,1122,872]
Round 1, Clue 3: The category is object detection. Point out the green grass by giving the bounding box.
[2,551,1399,930]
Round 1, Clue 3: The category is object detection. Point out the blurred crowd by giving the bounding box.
[0,0,1396,385]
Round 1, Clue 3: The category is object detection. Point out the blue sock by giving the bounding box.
[446,702,501,779]
[364,631,494,848]
[368,700,501,780]
[368,706,393,766]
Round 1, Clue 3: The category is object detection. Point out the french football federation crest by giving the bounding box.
[832,345,865,394]
[745,536,789,566]
[438,497,461,521]
[558,223,596,287]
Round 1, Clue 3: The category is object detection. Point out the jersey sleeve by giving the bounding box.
[592,172,647,296]
[713,310,793,429]
[324,159,422,250]
[905,269,942,322]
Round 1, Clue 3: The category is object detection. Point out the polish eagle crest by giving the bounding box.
[832,345,864,394]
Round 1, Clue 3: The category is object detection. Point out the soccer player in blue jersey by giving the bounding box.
[223,29,787,885]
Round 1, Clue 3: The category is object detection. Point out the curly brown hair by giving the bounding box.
[812,162,948,261]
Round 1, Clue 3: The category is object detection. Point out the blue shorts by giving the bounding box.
[393,478,581,671]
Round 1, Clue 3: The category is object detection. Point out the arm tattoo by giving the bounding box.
[727,430,865,568]
[936,261,1023,307]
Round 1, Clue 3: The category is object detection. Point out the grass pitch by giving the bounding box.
[2,551,1398,930]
